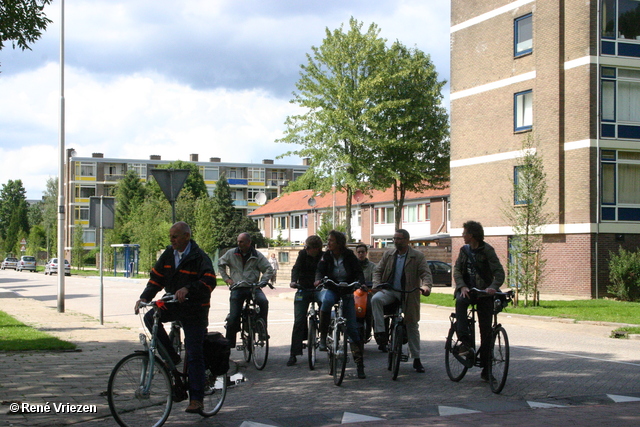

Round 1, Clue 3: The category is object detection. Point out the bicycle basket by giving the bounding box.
[203,332,231,376]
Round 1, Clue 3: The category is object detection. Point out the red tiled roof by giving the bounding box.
[249,184,450,216]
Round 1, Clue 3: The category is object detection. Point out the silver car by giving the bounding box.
[1,257,18,270]
[17,256,37,272]
[44,258,71,276]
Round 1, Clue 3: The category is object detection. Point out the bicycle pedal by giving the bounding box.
[400,355,409,362]
[236,345,245,351]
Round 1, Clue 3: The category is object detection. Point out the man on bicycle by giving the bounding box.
[371,229,432,373]
[453,220,505,382]
[218,232,273,349]
[135,221,217,414]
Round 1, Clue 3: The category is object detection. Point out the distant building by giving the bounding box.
[248,187,450,248]
[63,150,308,255]
[450,1,640,297]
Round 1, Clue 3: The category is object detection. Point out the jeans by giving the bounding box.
[226,287,268,347]
[290,289,325,356]
[144,309,207,401]
[455,293,493,368]
[371,289,421,358]
[321,289,361,344]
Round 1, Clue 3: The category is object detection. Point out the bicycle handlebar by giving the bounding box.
[470,288,514,297]
[230,280,273,291]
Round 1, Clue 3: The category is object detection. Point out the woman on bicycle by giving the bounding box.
[453,220,505,382]
[286,235,324,366]
[314,230,367,379]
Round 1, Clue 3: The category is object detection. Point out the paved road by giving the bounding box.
[2,269,640,426]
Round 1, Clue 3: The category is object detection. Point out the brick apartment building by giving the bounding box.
[450,0,640,297]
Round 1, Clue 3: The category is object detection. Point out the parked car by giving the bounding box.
[17,255,37,272]
[427,260,452,287]
[1,257,19,270]
[44,258,71,276]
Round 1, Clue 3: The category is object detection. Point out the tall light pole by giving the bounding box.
[57,0,66,312]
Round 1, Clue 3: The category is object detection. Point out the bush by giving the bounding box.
[608,248,640,301]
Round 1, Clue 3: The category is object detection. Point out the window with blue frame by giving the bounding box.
[514,90,533,132]
[600,66,640,138]
[601,149,640,221]
[514,14,533,57]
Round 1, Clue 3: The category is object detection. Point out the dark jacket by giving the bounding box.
[315,248,365,287]
[291,249,324,290]
[453,242,505,294]
[140,239,216,325]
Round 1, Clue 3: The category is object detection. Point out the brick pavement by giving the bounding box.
[2,286,640,427]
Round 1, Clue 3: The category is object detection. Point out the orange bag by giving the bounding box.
[354,288,368,319]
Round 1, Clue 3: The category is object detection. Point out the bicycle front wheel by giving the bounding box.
[307,315,318,370]
[241,314,252,363]
[252,318,269,370]
[200,369,227,417]
[333,324,347,386]
[107,353,172,427]
[489,326,510,394]
[445,324,468,382]
[391,324,404,381]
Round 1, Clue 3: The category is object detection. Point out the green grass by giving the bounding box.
[422,292,640,326]
[0,310,77,351]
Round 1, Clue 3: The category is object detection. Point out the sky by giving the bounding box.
[0,0,451,200]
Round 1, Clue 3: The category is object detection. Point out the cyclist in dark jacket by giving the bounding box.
[135,221,216,414]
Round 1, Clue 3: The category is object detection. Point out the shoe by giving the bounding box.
[357,363,366,379]
[378,344,388,353]
[413,358,425,373]
[287,355,297,366]
[319,337,327,352]
[185,400,204,413]
[481,368,496,383]
[455,344,472,357]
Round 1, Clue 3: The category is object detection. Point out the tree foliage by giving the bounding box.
[502,134,553,307]
[114,170,146,244]
[0,180,30,254]
[367,41,450,230]
[72,224,84,269]
[0,0,52,53]
[608,247,640,302]
[42,177,58,258]
[278,17,449,237]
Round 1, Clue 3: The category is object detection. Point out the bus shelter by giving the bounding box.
[111,244,140,278]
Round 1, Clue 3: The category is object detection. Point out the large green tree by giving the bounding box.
[210,173,238,251]
[278,17,388,241]
[114,169,146,243]
[367,41,450,230]
[42,177,58,258]
[0,0,52,54]
[0,180,30,254]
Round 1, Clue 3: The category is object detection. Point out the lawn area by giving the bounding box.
[0,310,77,351]
[423,292,640,327]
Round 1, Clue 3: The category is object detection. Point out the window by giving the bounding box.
[127,163,147,179]
[256,218,265,230]
[76,162,96,177]
[230,190,244,201]
[248,189,266,203]
[417,203,430,222]
[75,184,96,199]
[83,229,96,244]
[514,90,533,131]
[74,206,89,221]
[293,169,306,180]
[227,168,242,179]
[404,205,418,223]
[103,185,116,197]
[248,168,265,181]
[601,150,640,221]
[514,14,533,56]
[291,214,308,229]
[601,67,640,138]
[278,252,289,263]
[374,207,395,224]
[601,0,640,40]
[274,216,288,230]
[201,166,219,181]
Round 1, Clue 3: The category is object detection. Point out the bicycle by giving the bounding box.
[229,281,272,370]
[377,284,421,381]
[107,294,228,427]
[298,286,323,371]
[321,278,359,386]
[444,287,513,393]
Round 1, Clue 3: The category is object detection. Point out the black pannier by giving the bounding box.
[203,332,230,376]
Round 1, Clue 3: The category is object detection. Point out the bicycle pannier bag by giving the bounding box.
[203,332,230,375]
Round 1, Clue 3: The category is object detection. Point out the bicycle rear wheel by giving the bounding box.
[240,314,252,363]
[333,324,347,386]
[307,315,318,370]
[199,369,227,417]
[107,353,172,427]
[252,318,269,370]
[391,323,404,381]
[445,325,468,382]
[489,326,509,393]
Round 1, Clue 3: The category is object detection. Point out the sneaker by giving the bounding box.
[185,400,204,413]
[413,358,425,373]
[357,363,366,379]
[287,355,297,366]
[455,344,472,357]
